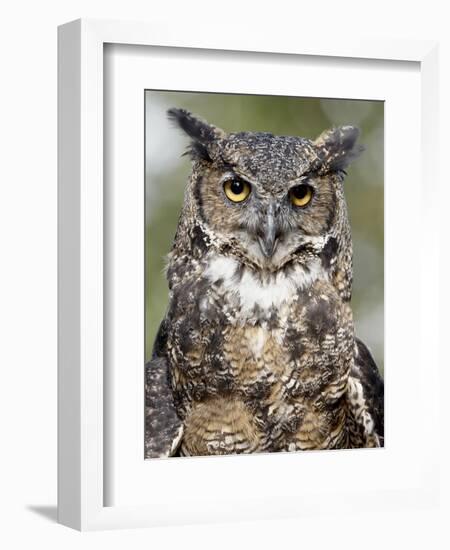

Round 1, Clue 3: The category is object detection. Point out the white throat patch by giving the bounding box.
[205,255,327,313]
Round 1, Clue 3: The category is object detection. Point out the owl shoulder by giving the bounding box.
[299,279,352,330]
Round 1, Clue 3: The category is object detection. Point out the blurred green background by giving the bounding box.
[145,91,384,374]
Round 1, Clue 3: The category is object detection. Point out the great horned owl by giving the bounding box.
[145,108,384,458]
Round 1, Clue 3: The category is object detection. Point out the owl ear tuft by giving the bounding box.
[167,108,225,161]
[314,126,364,173]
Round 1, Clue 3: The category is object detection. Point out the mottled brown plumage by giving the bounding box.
[145,108,383,458]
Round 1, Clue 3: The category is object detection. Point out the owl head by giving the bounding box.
[168,108,362,286]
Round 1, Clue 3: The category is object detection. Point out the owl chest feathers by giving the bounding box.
[167,250,355,453]
[168,250,351,401]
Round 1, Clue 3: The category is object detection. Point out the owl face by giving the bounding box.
[169,109,362,271]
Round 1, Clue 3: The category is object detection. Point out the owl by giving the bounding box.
[145,108,384,458]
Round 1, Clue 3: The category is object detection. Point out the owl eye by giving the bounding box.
[290,184,313,207]
[223,178,251,203]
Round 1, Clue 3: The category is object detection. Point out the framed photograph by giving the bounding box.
[58,19,439,530]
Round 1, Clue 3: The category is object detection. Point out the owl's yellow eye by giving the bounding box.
[290,184,313,207]
[223,178,251,203]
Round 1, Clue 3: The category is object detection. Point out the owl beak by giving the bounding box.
[258,234,278,258]
[257,205,279,258]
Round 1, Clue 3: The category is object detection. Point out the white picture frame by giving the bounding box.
[58,18,440,531]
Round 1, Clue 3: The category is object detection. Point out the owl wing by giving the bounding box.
[352,337,384,445]
[145,356,184,458]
